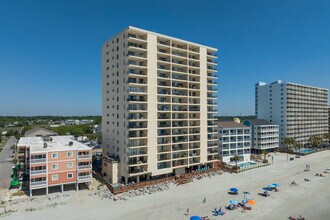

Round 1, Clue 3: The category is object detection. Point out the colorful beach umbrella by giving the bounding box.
[190,216,202,220]
[230,188,238,192]
[230,200,238,205]
[247,200,256,205]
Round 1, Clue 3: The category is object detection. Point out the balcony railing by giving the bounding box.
[30,158,46,163]
[78,175,92,180]
[78,165,92,170]
[30,170,47,175]
[30,181,47,186]
[78,155,91,159]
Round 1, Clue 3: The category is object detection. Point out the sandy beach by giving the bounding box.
[1,151,330,220]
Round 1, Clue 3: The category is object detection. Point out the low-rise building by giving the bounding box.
[25,127,58,138]
[79,119,94,125]
[243,119,279,153]
[218,121,251,164]
[64,120,80,125]
[16,136,92,196]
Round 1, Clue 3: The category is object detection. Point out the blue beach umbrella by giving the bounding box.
[268,184,276,188]
[272,183,280,187]
[243,191,251,195]
[262,187,271,191]
[230,188,238,193]
[190,216,202,220]
[230,200,238,205]
[241,200,247,205]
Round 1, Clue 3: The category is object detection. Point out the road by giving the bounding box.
[0,137,16,189]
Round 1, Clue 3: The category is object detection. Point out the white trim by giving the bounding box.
[51,153,58,159]
[67,173,73,179]
[67,151,73,158]
[48,169,77,174]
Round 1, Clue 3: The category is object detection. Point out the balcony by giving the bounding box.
[78,154,91,159]
[78,175,92,181]
[30,170,46,175]
[78,165,92,170]
[30,181,47,186]
[30,158,46,163]
[127,33,147,41]
[127,42,146,50]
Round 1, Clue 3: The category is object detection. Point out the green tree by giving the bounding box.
[323,133,330,146]
[284,137,295,161]
[0,134,2,143]
[308,135,322,149]
[232,155,241,169]
[261,150,268,162]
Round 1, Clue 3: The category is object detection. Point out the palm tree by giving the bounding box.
[232,155,241,169]
[293,140,300,153]
[323,133,330,147]
[284,137,294,161]
[309,135,322,149]
[261,150,268,162]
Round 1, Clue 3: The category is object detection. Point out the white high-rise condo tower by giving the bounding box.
[102,26,218,184]
[255,80,328,147]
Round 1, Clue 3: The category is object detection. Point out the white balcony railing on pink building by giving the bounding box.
[30,170,47,175]
[78,155,91,159]
[78,165,92,170]
[30,181,47,186]
[78,175,92,180]
[30,158,47,163]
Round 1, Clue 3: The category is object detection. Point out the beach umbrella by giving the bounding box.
[272,183,280,187]
[230,200,238,205]
[262,187,271,191]
[243,191,251,195]
[190,216,202,220]
[268,184,276,188]
[230,188,238,193]
[247,200,256,205]
[241,200,247,205]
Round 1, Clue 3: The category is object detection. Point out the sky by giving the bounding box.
[0,0,330,116]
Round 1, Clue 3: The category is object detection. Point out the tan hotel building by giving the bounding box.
[102,26,218,184]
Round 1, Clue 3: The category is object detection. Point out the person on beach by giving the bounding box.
[186,208,189,216]
[203,197,206,203]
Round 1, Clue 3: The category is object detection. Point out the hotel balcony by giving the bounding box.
[158,88,171,96]
[189,121,200,127]
[172,81,188,89]
[172,136,188,144]
[172,73,188,81]
[172,151,188,160]
[158,129,171,136]
[172,159,188,167]
[128,113,147,121]
[172,128,188,136]
[127,51,147,61]
[157,38,171,46]
[127,42,147,52]
[78,152,91,160]
[158,161,171,170]
[189,54,199,60]
[158,104,171,111]
[189,75,200,82]
[157,153,171,161]
[172,113,188,119]
[128,104,147,111]
[172,105,188,112]
[128,60,147,69]
[189,157,201,165]
[158,121,171,128]
[158,145,171,153]
[158,137,171,145]
[172,89,188,96]
[189,135,200,142]
[158,47,170,54]
[189,91,200,97]
[128,156,148,166]
[158,64,171,71]
[127,68,147,77]
[172,66,187,73]
[128,121,148,130]
[189,143,200,150]
[172,143,188,151]
[128,148,148,156]
[128,165,148,175]
[207,51,217,58]
[127,77,147,86]
[128,131,147,139]
[207,59,218,65]
[172,121,188,127]
[127,32,147,41]
[158,80,171,87]
[189,113,200,119]
[158,55,171,63]
[128,139,147,147]
[158,112,171,120]
[207,73,217,78]
[127,95,147,103]
[158,71,171,79]
[127,86,147,94]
